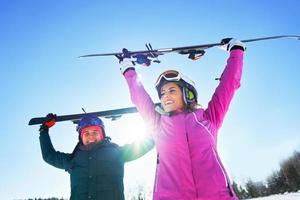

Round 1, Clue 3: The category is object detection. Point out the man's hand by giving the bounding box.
[39,113,57,132]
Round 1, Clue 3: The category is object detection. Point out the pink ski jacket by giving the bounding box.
[124,50,243,200]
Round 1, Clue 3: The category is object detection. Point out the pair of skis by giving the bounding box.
[79,35,300,65]
[29,35,299,125]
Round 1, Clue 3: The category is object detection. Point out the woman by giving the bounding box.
[120,38,245,200]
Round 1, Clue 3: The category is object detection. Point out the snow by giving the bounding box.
[247,192,300,200]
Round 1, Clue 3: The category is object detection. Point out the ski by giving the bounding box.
[28,103,161,125]
[79,35,300,65]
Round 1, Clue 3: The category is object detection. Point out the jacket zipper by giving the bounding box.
[154,154,159,192]
[186,131,199,198]
[192,112,233,195]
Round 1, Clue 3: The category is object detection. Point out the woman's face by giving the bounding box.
[160,82,185,112]
[80,125,104,145]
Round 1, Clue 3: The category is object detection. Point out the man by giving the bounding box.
[39,113,154,200]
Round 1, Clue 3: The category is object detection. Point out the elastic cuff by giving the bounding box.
[230,46,245,51]
[39,124,49,133]
[123,67,135,76]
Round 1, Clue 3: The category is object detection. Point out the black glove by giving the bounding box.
[39,113,57,132]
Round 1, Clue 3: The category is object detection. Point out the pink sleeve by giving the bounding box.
[124,69,160,134]
[204,49,244,130]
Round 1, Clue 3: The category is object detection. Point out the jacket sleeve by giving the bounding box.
[204,49,244,130]
[123,69,160,136]
[120,134,155,162]
[39,129,72,170]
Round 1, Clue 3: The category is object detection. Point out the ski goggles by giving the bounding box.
[155,70,195,88]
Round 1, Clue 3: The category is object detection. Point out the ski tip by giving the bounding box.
[78,55,88,58]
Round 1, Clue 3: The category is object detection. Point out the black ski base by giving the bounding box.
[28,103,161,125]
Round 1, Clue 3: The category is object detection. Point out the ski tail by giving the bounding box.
[241,35,300,43]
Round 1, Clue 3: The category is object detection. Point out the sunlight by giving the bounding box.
[106,113,149,145]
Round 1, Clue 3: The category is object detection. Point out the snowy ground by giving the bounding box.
[247,192,300,200]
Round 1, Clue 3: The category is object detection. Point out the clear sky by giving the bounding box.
[0,0,299,199]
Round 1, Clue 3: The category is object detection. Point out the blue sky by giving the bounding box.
[0,0,299,199]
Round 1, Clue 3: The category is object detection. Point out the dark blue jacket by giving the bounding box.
[39,129,154,200]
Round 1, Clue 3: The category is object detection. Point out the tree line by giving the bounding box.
[233,150,300,199]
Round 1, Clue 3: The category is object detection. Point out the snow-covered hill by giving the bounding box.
[247,192,300,200]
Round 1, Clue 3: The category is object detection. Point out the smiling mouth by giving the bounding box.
[87,141,96,144]
[164,100,173,106]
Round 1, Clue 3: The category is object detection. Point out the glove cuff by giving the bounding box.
[45,118,56,128]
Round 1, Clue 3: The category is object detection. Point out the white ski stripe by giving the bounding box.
[157,48,173,52]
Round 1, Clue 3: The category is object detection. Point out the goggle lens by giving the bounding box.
[155,70,180,87]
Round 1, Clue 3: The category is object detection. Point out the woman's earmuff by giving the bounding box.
[183,88,195,103]
[187,90,195,100]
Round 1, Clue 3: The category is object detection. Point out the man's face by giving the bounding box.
[80,125,104,145]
